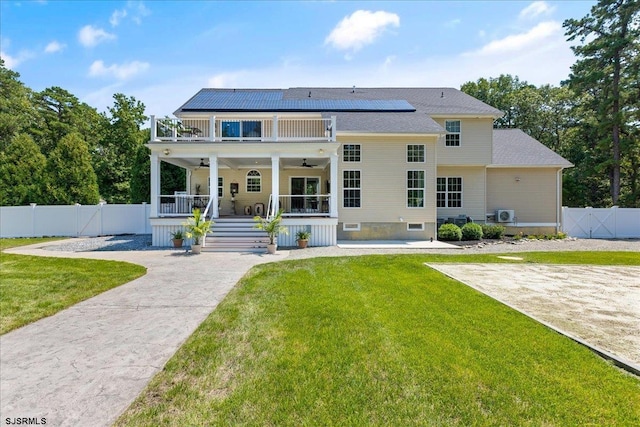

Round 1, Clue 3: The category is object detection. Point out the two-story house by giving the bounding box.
[148,87,572,250]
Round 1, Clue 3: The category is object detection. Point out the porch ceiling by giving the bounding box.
[164,156,329,170]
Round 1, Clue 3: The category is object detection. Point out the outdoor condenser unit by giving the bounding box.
[496,209,515,223]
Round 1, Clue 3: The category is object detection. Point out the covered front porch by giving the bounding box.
[148,142,340,247]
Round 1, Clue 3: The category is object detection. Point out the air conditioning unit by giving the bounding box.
[496,209,515,223]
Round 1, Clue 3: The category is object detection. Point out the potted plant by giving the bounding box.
[253,209,288,254]
[183,208,213,254]
[296,229,311,249]
[170,229,184,248]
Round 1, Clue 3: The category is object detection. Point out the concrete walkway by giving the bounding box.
[0,244,288,427]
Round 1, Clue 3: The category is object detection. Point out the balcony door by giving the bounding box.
[291,177,319,212]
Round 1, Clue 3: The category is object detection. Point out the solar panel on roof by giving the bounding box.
[180,90,416,112]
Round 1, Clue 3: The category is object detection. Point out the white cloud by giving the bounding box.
[110,9,127,27]
[89,60,149,80]
[0,41,34,69]
[468,21,561,56]
[78,25,116,47]
[519,1,555,20]
[325,10,400,52]
[1,51,18,68]
[129,1,151,25]
[44,40,65,53]
[444,19,461,29]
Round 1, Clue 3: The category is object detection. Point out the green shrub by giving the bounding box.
[482,224,505,239]
[438,223,462,241]
[461,222,483,240]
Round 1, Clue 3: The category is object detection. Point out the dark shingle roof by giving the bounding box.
[492,129,573,167]
[322,112,444,134]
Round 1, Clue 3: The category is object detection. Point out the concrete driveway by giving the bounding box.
[427,263,640,371]
[0,245,287,427]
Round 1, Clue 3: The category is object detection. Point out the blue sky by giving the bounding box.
[1,0,595,116]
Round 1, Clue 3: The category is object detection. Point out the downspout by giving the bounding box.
[556,168,561,234]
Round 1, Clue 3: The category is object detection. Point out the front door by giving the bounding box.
[291,177,319,212]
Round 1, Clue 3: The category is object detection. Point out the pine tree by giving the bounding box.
[564,0,640,205]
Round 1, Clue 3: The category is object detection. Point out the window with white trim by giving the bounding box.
[218,177,224,198]
[407,144,425,162]
[445,120,461,147]
[343,170,361,208]
[343,144,361,162]
[407,170,425,208]
[437,177,462,207]
[246,170,261,192]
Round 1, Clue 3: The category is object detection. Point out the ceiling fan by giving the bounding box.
[300,158,317,168]
[198,158,209,168]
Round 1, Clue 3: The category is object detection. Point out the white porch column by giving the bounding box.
[271,155,280,216]
[210,155,219,219]
[330,153,339,217]
[150,152,160,217]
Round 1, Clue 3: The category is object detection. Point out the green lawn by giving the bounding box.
[0,238,147,334]
[116,253,640,426]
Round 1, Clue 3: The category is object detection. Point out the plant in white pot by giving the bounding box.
[253,209,288,254]
[184,208,213,254]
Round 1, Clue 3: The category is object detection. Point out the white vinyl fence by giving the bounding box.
[562,207,640,239]
[0,204,152,238]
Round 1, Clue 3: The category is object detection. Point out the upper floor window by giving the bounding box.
[407,144,425,162]
[343,144,361,162]
[437,177,462,208]
[246,170,261,192]
[445,120,461,147]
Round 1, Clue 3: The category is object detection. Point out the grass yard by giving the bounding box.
[117,253,640,426]
[0,238,147,334]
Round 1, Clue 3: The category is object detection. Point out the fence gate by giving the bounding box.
[562,207,640,239]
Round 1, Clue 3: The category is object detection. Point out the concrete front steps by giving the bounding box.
[203,217,269,252]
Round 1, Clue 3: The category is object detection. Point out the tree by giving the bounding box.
[32,86,105,157]
[45,132,100,205]
[129,144,151,203]
[0,59,41,148]
[96,94,147,203]
[564,0,640,205]
[0,133,47,205]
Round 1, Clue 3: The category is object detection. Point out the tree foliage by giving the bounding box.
[0,60,41,149]
[0,133,47,205]
[564,0,640,205]
[31,86,105,157]
[96,93,147,204]
[45,132,100,205]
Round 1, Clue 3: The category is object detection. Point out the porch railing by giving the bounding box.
[150,115,336,142]
[158,195,209,216]
[279,195,331,217]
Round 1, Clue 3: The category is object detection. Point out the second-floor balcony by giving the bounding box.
[150,115,336,143]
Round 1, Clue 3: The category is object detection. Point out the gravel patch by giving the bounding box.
[42,235,160,252]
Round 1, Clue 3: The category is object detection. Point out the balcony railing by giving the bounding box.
[278,195,331,217]
[158,195,209,216]
[151,115,336,142]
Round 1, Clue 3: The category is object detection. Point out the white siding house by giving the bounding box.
[147,88,572,248]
